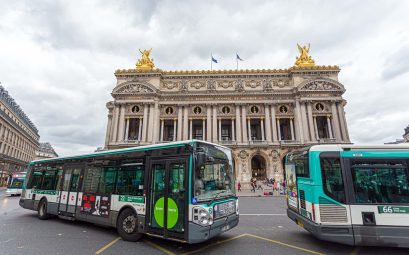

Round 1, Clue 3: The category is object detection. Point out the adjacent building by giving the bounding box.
[0,84,40,186]
[404,125,409,143]
[35,142,58,160]
[104,46,351,184]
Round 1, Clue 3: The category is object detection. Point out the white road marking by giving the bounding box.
[240,213,286,216]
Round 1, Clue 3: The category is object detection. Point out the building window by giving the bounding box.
[250,105,259,114]
[315,103,324,111]
[131,105,140,113]
[193,106,202,114]
[279,105,288,113]
[165,107,174,115]
[222,106,230,114]
[316,116,330,139]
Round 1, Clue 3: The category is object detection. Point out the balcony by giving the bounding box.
[122,139,141,144]
[249,140,267,145]
[317,138,336,143]
[279,140,300,145]
[219,139,237,145]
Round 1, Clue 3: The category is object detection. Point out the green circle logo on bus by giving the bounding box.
[154,197,179,229]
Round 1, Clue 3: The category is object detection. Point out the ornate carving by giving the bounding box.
[245,80,261,88]
[190,81,205,89]
[207,80,216,91]
[271,150,279,160]
[116,83,155,94]
[301,80,342,91]
[180,80,188,92]
[162,81,179,90]
[235,79,245,92]
[273,79,289,88]
[239,150,249,159]
[217,80,233,89]
[262,79,273,91]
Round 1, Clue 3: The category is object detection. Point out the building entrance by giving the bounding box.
[251,155,266,180]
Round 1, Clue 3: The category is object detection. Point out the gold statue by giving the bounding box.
[136,48,155,70]
[295,43,315,67]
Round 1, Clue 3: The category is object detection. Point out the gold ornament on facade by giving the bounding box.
[136,48,155,70]
[295,43,315,67]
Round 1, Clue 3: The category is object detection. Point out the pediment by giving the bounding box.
[112,81,157,95]
[298,79,345,92]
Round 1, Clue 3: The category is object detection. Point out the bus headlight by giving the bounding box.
[193,207,213,226]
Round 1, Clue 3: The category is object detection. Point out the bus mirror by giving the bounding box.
[197,152,206,167]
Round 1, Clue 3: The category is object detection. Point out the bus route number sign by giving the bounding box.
[378,206,409,214]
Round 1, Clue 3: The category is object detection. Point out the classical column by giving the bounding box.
[183,106,189,140]
[152,102,160,143]
[177,106,183,140]
[290,118,295,141]
[141,104,149,142]
[327,116,334,139]
[307,103,316,142]
[295,100,304,143]
[241,105,248,142]
[231,118,235,141]
[138,118,142,141]
[202,119,206,140]
[189,119,193,139]
[300,102,310,142]
[160,119,164,142]
[261,118,265,141]
[331,102,342,142]
[277,118,281,141]
[247,118,251,141]
[235,105,242,142]
[313,116,319,140]
[104,114,112,147]
[118,105,126,142]
[206,105,212,142]
[173,119,177,141]
[264,105,272,142]
[337,102,349,141]
[148,104,155,142]
[125,118,130,141]
[218,119,222,142]
[112,104,120,142]
[212,105,218,143]
[270,105,278,142]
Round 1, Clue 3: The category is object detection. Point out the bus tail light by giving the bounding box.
[312,203,316,222]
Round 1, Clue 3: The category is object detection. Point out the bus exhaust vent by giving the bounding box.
[319,197,347,223]
[299,190,306,209]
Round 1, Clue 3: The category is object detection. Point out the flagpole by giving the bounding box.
[211,53,212,71]
[236,56,238,70]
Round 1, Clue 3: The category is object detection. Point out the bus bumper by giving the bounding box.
[287,208,354,246]
[19,198,35,210]
[188,214,239,243]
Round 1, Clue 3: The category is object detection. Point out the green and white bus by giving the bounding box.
[20,140,238,243]
[285,145,409,248]
[6,172,26,196]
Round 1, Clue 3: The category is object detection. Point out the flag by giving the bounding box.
[236,53,244,61]
[211,55,218,63]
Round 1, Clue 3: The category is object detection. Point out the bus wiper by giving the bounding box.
[208,190,225,205]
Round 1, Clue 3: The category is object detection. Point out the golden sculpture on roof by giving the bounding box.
[136,48,155,70]
[295,43,315,67]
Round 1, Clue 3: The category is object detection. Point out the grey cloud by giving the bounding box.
[382,44,409,80]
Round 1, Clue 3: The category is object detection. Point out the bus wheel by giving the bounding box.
[38,200,50,220]
[117,208,142,242]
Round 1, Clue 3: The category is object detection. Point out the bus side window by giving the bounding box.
[83,167,102,193]
[320,158,346,204]
[117,166,144,196]
[29,168,44,189]
[98,167,117,194]
[42,169,57,190]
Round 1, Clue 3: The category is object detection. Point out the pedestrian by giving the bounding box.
[251,178,256,193]
[277,180,281,194]
[237,181,242,192]
[273,180,277,194]
[257,179,262,190]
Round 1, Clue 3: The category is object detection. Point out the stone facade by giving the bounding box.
[0,84,39,186]
[404,126,409,143]
[35,142,58,160]
[104,57,350,185]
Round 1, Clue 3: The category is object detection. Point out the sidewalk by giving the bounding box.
[236,188,285,197]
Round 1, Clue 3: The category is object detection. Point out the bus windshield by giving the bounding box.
[8,177,25,189]
[194,143,235,202]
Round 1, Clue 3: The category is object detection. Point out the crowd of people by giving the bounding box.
[237,178,286,194]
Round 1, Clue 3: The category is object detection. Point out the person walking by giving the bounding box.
[251,178,256,193]
[237,181,242,192]
[273,180,277,194]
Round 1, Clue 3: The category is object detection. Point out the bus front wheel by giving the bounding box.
[38,199,50,220]
[117,208,142,242]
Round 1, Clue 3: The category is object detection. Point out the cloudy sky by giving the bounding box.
[1,0,408,156]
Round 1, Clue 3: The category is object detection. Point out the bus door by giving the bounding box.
[147,158,188,240]
[58,165,83,216]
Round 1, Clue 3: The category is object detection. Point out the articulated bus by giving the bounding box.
[285,145,409,248]
[20,140,238,243]
[6,172,26,196]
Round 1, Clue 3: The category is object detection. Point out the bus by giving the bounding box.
[285,144,409,248]
[6,172,26,196]
[19,140,238,243]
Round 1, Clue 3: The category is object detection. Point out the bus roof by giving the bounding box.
[310,144,409,152]
[30,140,231,165]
